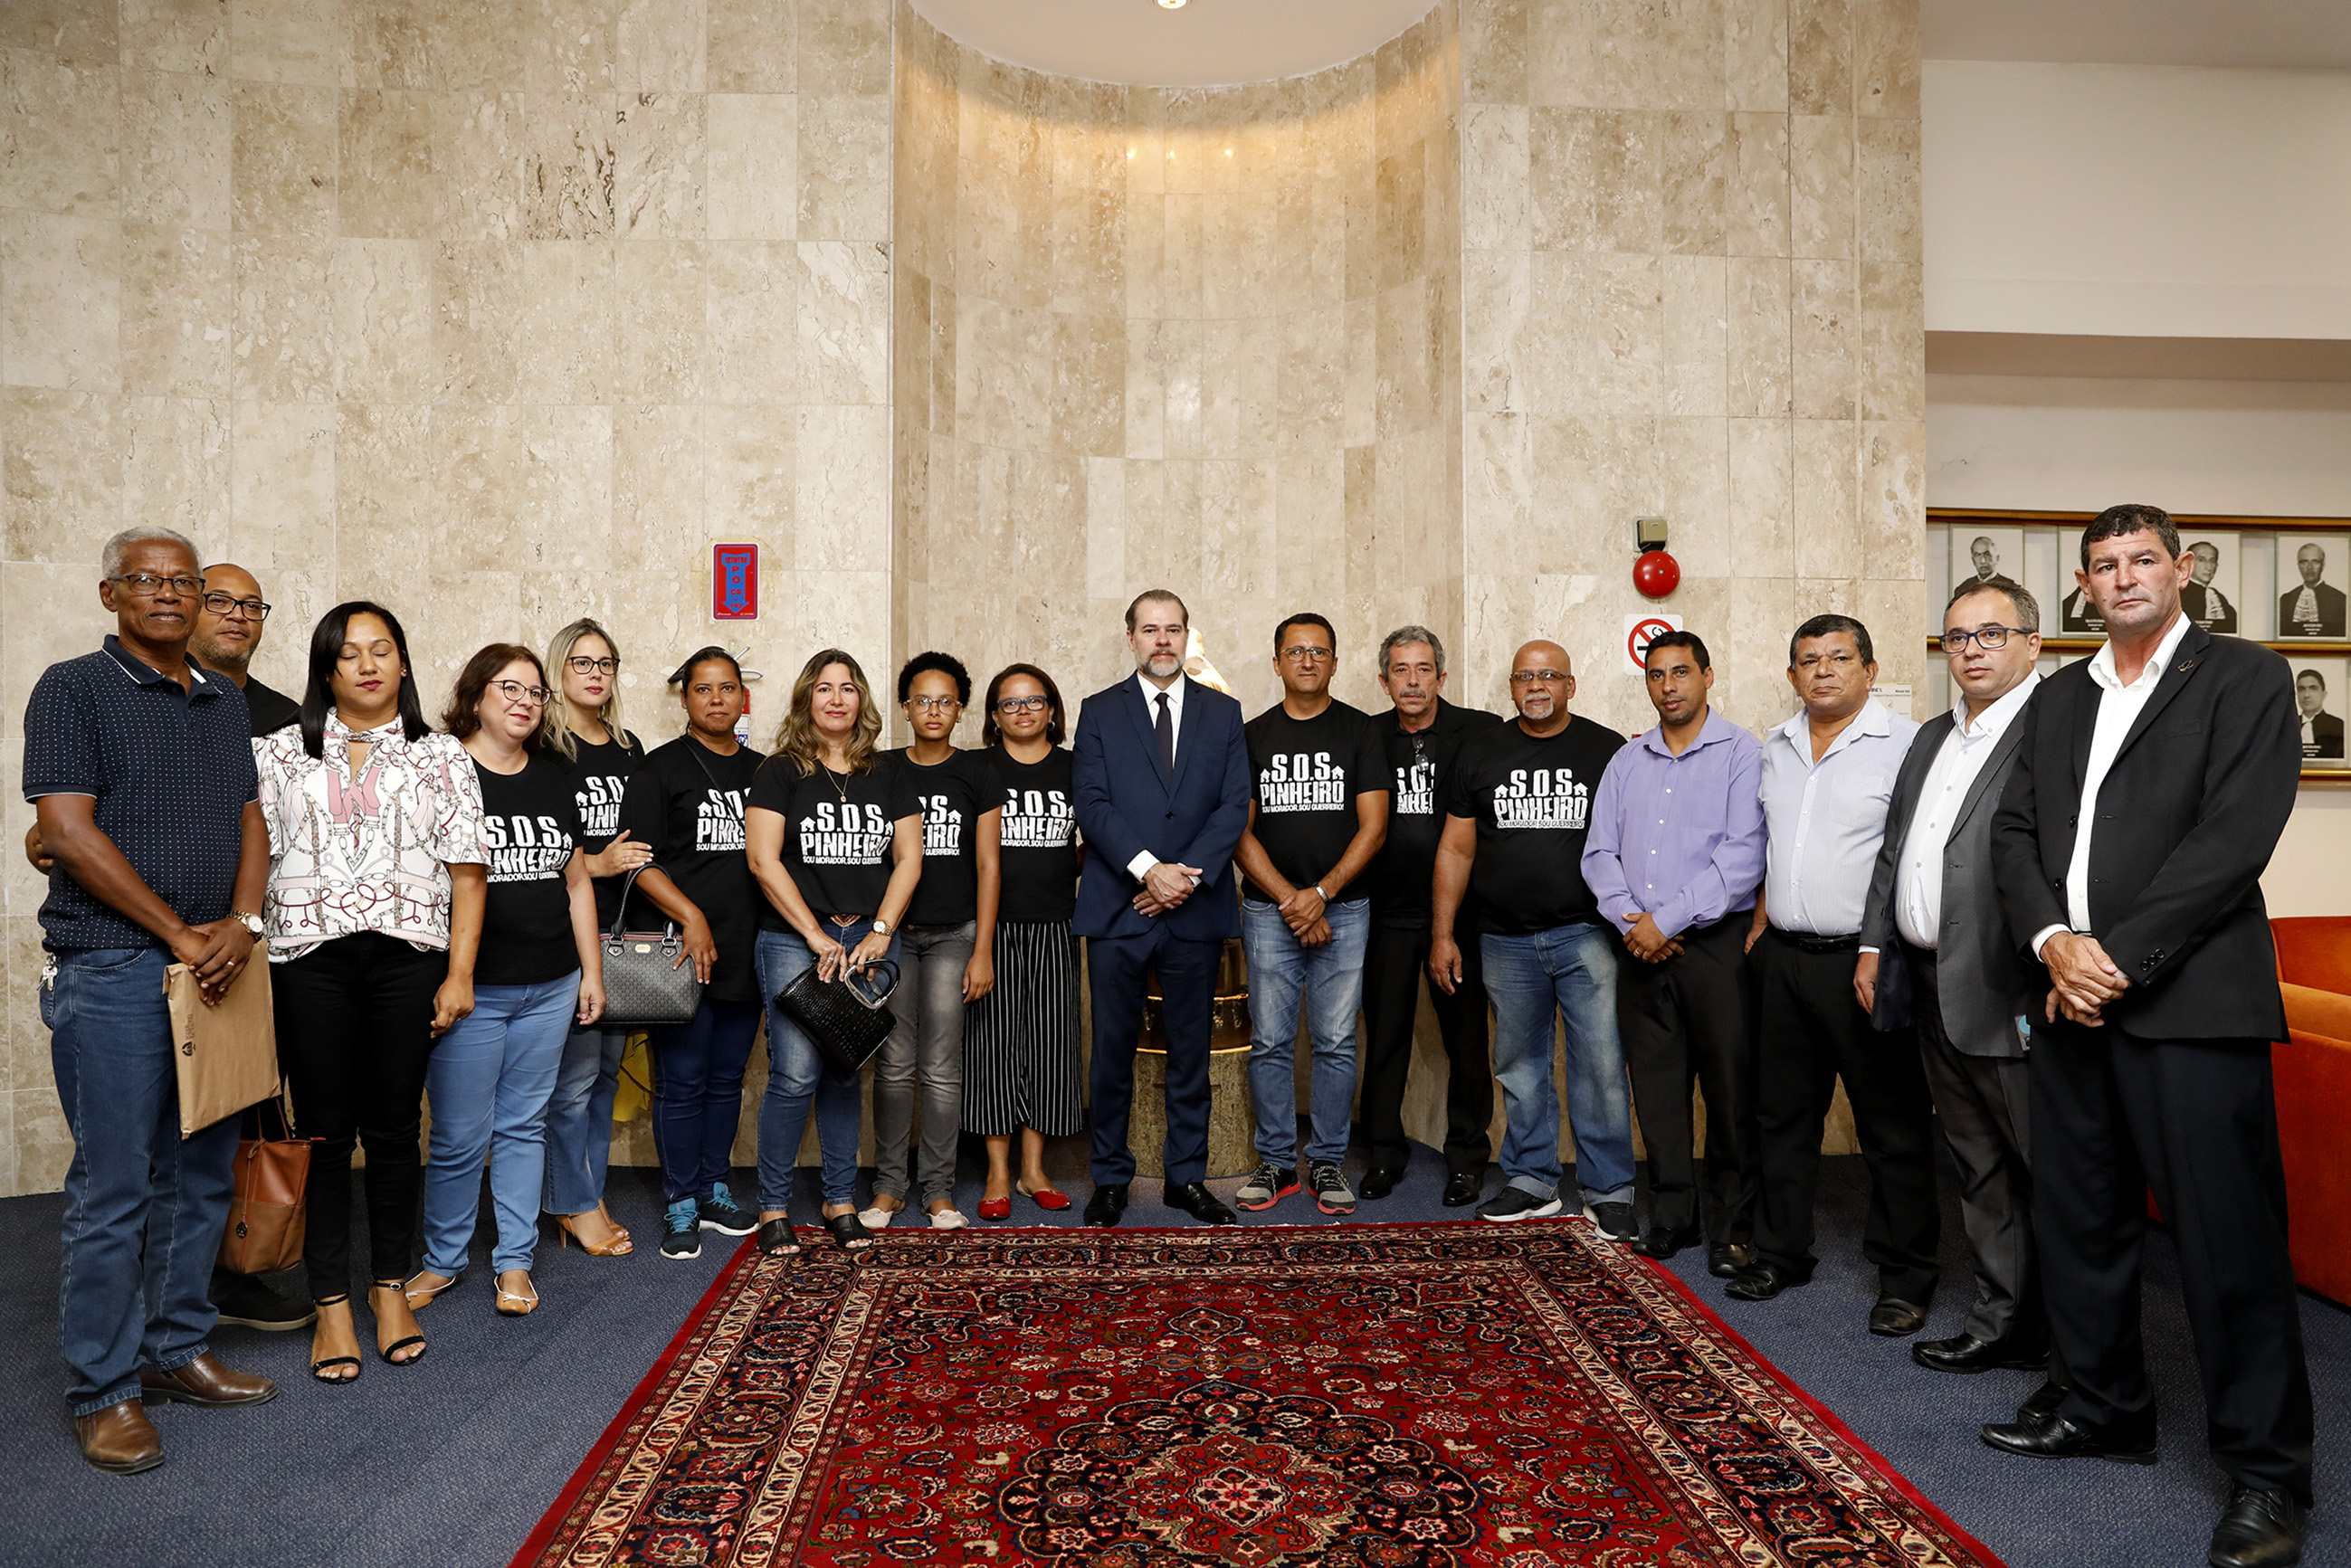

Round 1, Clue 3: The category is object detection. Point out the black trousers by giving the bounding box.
[1618,915,1756,1243]
[2034,1017,2313,1501]
[1086,928,1218,1187]
[1357,923,1492,1175]
[272,932,447,1301]
[1751,929,1939,1303]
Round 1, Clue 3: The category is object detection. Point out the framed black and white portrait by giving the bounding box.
[2290,656,2348,770]
[2276,534,2351,641]
[2177,531,2242,635]
[1950,527,2025,608]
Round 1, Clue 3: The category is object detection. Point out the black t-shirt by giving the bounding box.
[473,753,584,987]
[1367,698,1503,927]
[241,675,300,736]
[894,747,1002,927]
[1444,716,1625,935]
[1242,699,1390,903]
[747,753,919,927]
[568,732,645,929]
[991,745,1080,925]
[618,735,764,1003]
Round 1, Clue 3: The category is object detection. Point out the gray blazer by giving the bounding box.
[1860,709,2033,1057]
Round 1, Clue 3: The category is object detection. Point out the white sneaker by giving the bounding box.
[928,1206,968,1231]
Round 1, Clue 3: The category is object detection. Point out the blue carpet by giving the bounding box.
[0,1141,2340,1567]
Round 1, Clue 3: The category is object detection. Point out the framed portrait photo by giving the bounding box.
[2276,534,2351,641]
[2290,656,2349,771]
[1950,527,2026,612]
[2177,531,2242,635]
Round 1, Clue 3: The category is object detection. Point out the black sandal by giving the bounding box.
[757,1218,802,1258]
[823,1211,873,1251]
[309,1295,359,1385]
[369,1280,428,1366]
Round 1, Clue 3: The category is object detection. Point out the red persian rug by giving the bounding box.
[511,1222,2004,1568]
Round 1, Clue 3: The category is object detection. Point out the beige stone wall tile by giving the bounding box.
[1855,113,1917,261]
[1276,301,1345,442]
[514,238,614,402]
[1789,255,1851,420]
[1161,189,1204,320]
[1786,112,1849,261]
[1462,0,1528,102]
[703,238,794,402]
[124,392,231,541]
[1728,414,1792,574]
[121,0,230,77]
[1661,412,1729,568]
[1859,415,1921,583]
[120,222,229,397]
[1053,313,1125,460]
[336,86,433,237]
[612,401,700,560]
[1461,247,1529,413]
[1162,315,1207,459]
[614,238,704,401]
[1790,416,1855,581]
[230,80,335,236]
[1728,0,1788,110]
[1122,318,1165,459]
[1050,183,1123,318]
[428,0,525,92]
[1661,109,1728,253]
[923,279,954,439]
[1081,453,1125,602]
[340,0,431,90]
[228,396,333,573]
[797,93,888,242]
[0,49,120,217]
[1526,0,1595,109]
[794,403,888,560]
[2,212,117,391]
[516,402,614,565]
[1,1,117,62]
[1461,101,1528,252]
[1858,258,1919,423]
[1724,110,1785,255]
[336,399,432,568]
[799,0,887,98]
[1465,409,1531,539]
[328,233,429,400]
[122,70,230,229]
[228,0,337,86]
[232,233,331,399]
[430,236,521,401]
[1661,251,1726,417]
[708,94,795,241]
[1726,252,1789,416]
[3,388,119,560]
[525,0,614,94]
[1528,106,1594,251]
[1589,110,1661,253]
[427,401,522,571]
[428,90,522,240]
[1845,572,1924,689]
[800,236,890,405]
[1375,144,1427,292]
[615,0,704,93]
[614,90,704,238]
[1854,0,1918,119]
[707,0,793,94]
[1786,0,1850,116]
[515,91,614,240]
[5,887,42,1081]
[17,1088,76,1195]
[1204,188,1276,321]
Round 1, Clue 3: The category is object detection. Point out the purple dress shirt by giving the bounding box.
[1579,708,1766,939]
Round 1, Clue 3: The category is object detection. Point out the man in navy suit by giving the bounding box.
[1071,589,1252,1227]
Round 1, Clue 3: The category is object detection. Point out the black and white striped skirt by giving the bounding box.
[962,919,1082,1137]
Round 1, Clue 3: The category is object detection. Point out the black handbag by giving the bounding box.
[776,959,899,1075]
[598,867,704,1029]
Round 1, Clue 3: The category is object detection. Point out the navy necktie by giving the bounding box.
[1156,691,1175,774]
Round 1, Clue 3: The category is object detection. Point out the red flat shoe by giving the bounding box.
[976,1195,1012,1221]
[1018,1183,1072,1212]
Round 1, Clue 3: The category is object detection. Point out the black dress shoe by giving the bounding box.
[1083,1183,1128,1228]
[1911,1331,2050,1374]
[1869,1297,1928,1337]
[1628,1226,1700,1260]
[1441,1171,1482,1207]
[1724,1261,1804,1301]
[1359,1167,1403,1201]
[1166,1181,1239,1226]
[2019,1381,2068,1422]
[1707,1240,1756,1278]
[2208,1483,2308,1568]
[1980,1410,2156,1466]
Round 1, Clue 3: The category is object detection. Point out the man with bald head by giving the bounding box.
[1430,641,1636,1234]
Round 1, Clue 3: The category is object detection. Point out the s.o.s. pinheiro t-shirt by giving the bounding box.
[747,753,920,926]
[1444,716,1626,935]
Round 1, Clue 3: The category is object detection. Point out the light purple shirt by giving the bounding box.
[1580,709,1766,939]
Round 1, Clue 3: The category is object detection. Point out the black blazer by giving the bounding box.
[1990,624,2297,1041]
[2277,581,2348,639]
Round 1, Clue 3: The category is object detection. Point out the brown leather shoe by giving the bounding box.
[138,1352,278,1409]
[75,1402,164,1474]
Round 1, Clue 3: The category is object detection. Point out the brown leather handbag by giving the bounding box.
[217,1092,311,1277]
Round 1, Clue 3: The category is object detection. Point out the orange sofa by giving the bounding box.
[2271,917,2351,1307]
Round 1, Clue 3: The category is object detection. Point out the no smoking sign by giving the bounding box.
[1624,613,1683,674]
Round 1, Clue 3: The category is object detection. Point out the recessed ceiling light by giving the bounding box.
[1157,0,1185,9]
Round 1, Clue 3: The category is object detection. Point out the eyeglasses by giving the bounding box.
[995,695,1050,714]
[566,655,618,675]
[489,679,552,707]
[201,592,271,621]
[1939,626,2029,652]
[906,695,962,714]
[1509,670,1568,685]
[108,574,204,598]
[1280,647,1335,664]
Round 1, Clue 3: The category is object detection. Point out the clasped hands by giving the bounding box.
[1619,911,1682,965]
[2042,930,2131,1026]
[1131,860,1204,918]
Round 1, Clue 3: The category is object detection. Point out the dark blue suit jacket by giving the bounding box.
[1071,675,1251,942]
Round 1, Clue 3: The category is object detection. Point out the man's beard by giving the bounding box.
[192,638,250,676]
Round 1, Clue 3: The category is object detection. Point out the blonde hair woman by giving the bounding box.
[538,619,652,1256]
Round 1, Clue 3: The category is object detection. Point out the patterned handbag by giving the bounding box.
[598,867,704,1029]
[776,960,899,1074]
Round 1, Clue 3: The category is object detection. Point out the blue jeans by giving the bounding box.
[1481,925,1636,1207]
[757,927,900,1211]
[43,946,239,1416]
[542,1023,628,1216]
[421,976,580,1275]
[1242,897,1370,1166]
[648,996,763,1205]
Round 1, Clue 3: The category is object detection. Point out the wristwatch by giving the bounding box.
[871,917,891,936]
[231,909,264,937]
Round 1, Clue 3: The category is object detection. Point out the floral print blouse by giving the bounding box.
[255,715,487,962]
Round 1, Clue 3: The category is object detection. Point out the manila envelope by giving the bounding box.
[166,943,279,1138]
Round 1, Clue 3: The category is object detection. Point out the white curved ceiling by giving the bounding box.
[909,0,1441,87]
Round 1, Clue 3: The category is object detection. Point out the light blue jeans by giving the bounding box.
[542,1023,628,1216]
[1242,896,1370,1167]
[421,975,580,1276]
[756,926,899,1212]
[1481,924,1636,1207]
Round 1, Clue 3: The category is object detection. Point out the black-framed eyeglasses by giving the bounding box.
[108,573,204,598]
[489,679,552,707]
[1939,626,2029,652]
[907,695,962,714]
[1280,646,1335,664]
[202,592,271,621]
[995,695,1050,715]
[566,655,617,675]
[1509,670,1568,685]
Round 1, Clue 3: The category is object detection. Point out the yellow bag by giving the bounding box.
[613,1032,654,1123]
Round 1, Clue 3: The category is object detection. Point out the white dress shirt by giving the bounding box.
[1888,673,2040,951]
[1760,697,1918,936]
[2031,612,2194,956]
[1127,670,1191,881]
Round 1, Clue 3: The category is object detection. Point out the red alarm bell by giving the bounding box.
[1633,517,1679,598]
